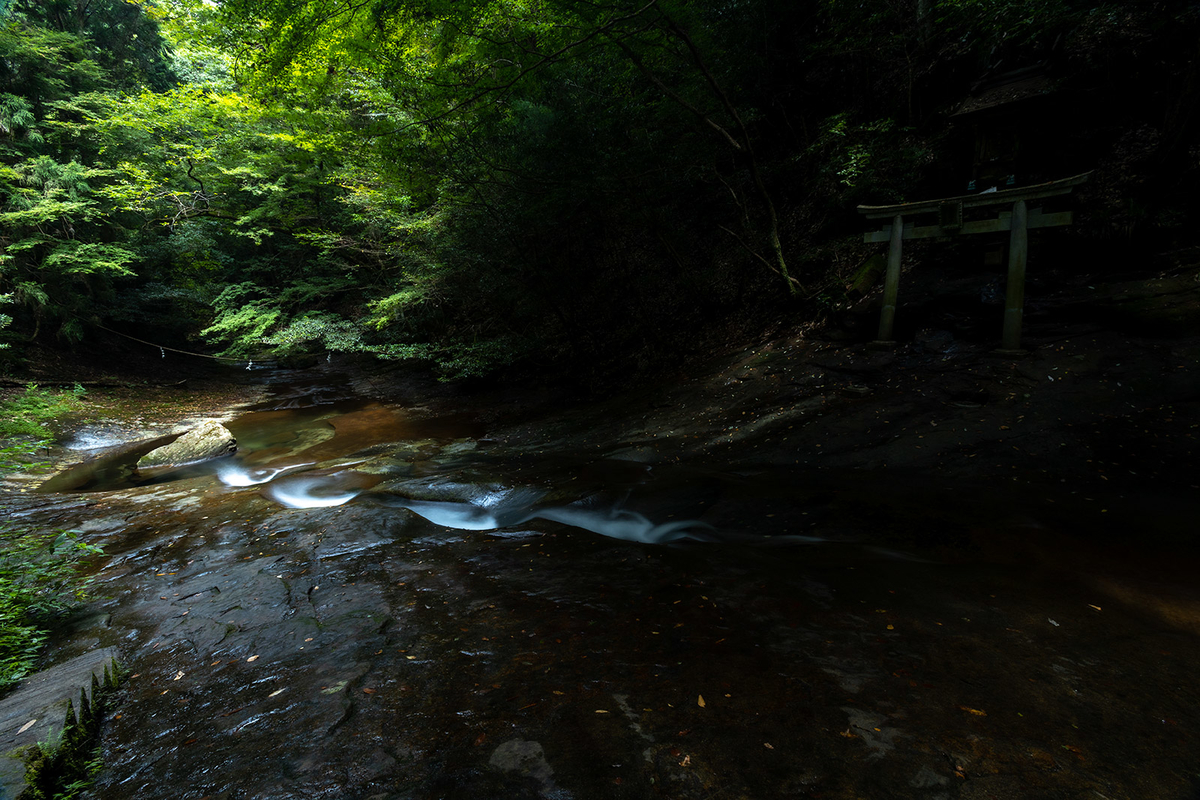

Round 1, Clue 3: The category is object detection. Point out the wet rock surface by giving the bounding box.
[3,305,1199,800]
[12,474,1200,800]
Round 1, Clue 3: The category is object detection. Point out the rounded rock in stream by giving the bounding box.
[136,421,237,468]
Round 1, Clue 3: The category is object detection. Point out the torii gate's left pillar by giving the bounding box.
[877,214,904,342]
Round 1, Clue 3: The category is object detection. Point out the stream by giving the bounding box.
[5,370,1199,799]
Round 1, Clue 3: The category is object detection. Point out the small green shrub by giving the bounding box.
[0,528,102,691]
[0,384,87,442]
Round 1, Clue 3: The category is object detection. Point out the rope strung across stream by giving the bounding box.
[90,322,267,368]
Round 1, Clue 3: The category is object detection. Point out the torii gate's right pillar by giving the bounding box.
[1000,199,1028,353]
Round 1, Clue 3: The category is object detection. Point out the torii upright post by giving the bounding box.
[877,214,904,342]
[1000,199,1028,352]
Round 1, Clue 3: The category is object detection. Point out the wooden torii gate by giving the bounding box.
[857,172,1090,352]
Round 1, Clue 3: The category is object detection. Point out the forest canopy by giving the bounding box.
[0,0,1197,380]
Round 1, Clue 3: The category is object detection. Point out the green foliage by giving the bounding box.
[199,283,281,357]
[802,113,932,207]
[379,334,535,381]
[210,0,806,370]
[200,279,371,358]
[933,0,1077,54]
[0,92,41,147]
[10,0,176,91]
[0,383,86,442]
[0,527,101,690]
[0,3,169,343]
[95,85,335,232]
[261,313,364,356]
[0,0,1191,380]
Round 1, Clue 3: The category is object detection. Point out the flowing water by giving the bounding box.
[6,372,1200,799]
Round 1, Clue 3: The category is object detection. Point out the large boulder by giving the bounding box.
[137,421,236,468]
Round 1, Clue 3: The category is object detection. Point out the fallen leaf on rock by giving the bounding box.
[247,655,259,662]
[959,706,987,716]
[763,742,774,750]
[173,671,184,681]
[268,689,284,698]
[363,688,377,694]
[697,695,706,708]
[17,719,37,735]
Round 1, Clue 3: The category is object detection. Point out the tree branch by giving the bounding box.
[606,34,744,152]
[653,2,798,294]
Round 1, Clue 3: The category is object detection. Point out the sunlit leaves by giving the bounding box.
[0,93,41,144]
[0,157,135,291]
[42,241,136,276]
[200,282,282,356]
[95,85,338,233]
[260,312,364,354]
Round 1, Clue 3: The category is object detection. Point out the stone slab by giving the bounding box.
[0,647,118,800]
